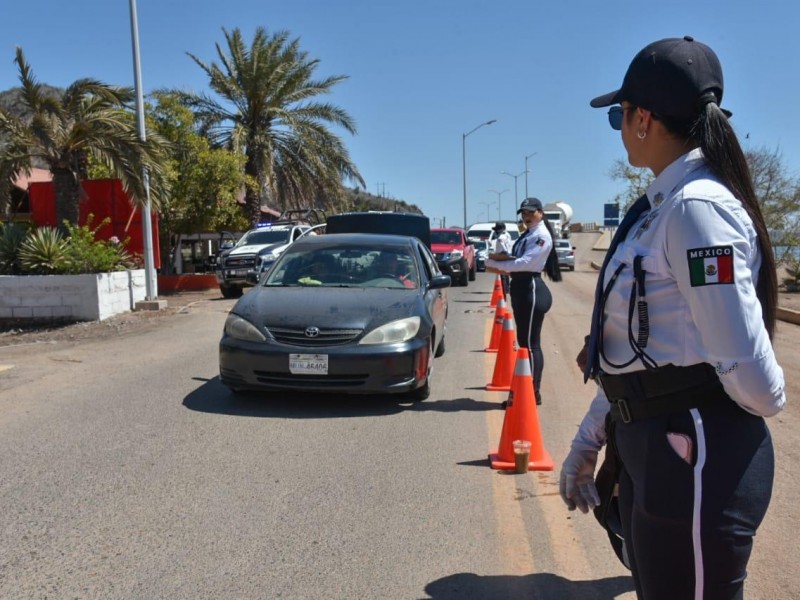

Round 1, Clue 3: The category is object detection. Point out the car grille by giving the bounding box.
[253,371,369,388]
[224,254,257,268]
[434,252,449,260]
[267,326,362,346]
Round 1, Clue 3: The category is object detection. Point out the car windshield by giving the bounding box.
[237,228,290,246]
[472,240,488,251]
[431,231,462,245]
[265,246,419,289]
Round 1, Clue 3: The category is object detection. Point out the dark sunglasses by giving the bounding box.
[607,106,633,131]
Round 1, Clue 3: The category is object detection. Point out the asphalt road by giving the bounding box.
[0,232,797,599]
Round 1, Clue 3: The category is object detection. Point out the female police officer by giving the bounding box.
[559,37,785,599]
[485,198,561,405]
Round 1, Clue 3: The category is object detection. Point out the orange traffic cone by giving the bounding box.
[488,275,504,307]
[486,314,516,391]
[485,298,508,353]
[489,347,554,471]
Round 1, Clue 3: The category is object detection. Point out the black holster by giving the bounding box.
[593,414,630,569]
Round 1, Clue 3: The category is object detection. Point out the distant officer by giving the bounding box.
[486,198,561,405]
[559,37,785,599]
[491,221,513,294]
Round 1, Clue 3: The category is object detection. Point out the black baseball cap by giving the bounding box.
[590,36,730,121]
[517,197,543,213]
[492,222,506,231]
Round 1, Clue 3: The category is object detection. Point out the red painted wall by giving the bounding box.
[28,179,161,268]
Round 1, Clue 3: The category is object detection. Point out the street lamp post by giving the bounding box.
[501,169,529,208]
[128,0,157,302]
[462,119,497,229]
[479,200,496,223]
[524,152,537,198]
[488,188,510,220]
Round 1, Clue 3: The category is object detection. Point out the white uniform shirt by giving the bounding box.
[493,231,513,254]
[485,221,551,274]
[591,148,784,421]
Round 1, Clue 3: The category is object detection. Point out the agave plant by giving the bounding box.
[18,226,68,274]
[0,222,27,274]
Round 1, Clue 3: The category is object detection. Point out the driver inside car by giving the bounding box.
[371,252,417,288]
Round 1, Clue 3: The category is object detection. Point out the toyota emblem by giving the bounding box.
[305,326,320,338]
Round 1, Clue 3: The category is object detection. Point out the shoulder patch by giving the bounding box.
[686,245,735,286]
[535,237,545,247]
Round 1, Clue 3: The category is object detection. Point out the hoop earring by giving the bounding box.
[637,130,647,140]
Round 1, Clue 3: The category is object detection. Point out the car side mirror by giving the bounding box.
[428,274,451,289]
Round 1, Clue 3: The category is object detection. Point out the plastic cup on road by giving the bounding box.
[513,440,532,474]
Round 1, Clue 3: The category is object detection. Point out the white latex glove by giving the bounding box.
[559,445,601,513]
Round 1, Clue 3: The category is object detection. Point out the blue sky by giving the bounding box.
[2,1,798,228]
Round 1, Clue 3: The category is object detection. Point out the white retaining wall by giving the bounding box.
[0,269,146,321]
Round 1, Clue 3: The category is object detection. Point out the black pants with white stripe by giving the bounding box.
[509,274,552,401]
[614,399,774,599]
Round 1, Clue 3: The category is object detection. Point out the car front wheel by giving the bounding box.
[220,284,243,299]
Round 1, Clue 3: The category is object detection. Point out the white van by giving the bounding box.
[467,221,521,245]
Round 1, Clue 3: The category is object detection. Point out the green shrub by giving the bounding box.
[59,217,136,274]
[0,222,28,274]
[18,227,68,274]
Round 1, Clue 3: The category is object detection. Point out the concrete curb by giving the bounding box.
[777,307,800,325]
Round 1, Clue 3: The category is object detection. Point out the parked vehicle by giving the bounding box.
[214,209,326,298]
[467,221,520,244]
[215,222,313,298]
[555,239,575,271]
[219,233,450,400]
[471,239,489,272]
[325,211,431,247]
[430,227,475,286]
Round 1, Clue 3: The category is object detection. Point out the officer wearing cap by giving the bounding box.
[491,221,513,294]
[558,37,785,599]
[485,198,561,405]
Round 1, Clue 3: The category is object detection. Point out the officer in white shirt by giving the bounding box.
[491,221,513,294]
[486,198,561,405]
[559,37,785,599]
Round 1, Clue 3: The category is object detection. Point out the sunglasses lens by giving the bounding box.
[608,106,623,131]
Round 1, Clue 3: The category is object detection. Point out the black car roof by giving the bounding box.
[292,232,419,250]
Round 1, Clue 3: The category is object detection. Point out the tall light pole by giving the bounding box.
[524,152,537,198]
[488,188,510,220]
[128,0,157,301]
[501,169,528,208]
[462,119,497,229]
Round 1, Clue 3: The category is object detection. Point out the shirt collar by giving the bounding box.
[645,147,705,209]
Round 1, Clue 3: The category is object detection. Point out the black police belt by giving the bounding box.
[510,272,541,283]
[597,363,727,424]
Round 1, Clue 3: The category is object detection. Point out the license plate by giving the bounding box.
[227,269,248,277]
[289,353,328,375]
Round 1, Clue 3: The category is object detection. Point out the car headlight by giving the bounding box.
[258,253,277,265]
[359,317,421,345]
[224,313,267,342]
[450,250,463,259]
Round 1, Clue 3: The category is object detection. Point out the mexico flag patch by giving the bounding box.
[687,245,735,286]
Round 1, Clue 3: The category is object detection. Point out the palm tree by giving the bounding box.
[185,27,364,226]
[0,47,166,230]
